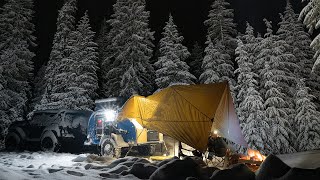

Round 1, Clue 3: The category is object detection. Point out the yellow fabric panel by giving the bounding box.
[211,85,247,147]
[172,82,227,119]
[118,96,144,124]
[118,82,247,151]
[136,128,147,144]
[142,88,213,151]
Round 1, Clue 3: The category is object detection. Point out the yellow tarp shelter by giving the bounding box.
[117,82,247,151]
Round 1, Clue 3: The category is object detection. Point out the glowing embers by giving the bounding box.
[239,148,266,162]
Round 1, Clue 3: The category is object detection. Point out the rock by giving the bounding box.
[90,165,110,170]
[84,163,93,170]
[106,157,132,169]
[118,161,136,168]
[200,166,220,179]
[280,167,320,180]
[86,154,115,164]
[26,156,34,159]
[48,168,63,173]
[20,155,27,158]
[72,156,87,162]
[210,164,255,180]
[256,154,291,180]
[150,157,202,180]
[188,156,207,168]
[26,165,34,168]
[100,173,120,178]
[156,156,179,167]
[122,162,158,179]
[135,158,150,164]
[66,170,84,177]
[106,165,129,174]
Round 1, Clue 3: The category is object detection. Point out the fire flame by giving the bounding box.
[240,149,266,162]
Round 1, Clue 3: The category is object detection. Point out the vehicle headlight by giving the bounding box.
[103,109,117,121]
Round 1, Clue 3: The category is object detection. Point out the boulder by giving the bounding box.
[256,154,291,180]
[72,156,87,162]
[280,167,320,180]
[210,164,255,180]
[200,166,220,179]
[122,162,158,179]
[150,157,202,180]
[135,158,151,164]
[106,165,129,174]
[156,156,179,167]
[106,157,132,169]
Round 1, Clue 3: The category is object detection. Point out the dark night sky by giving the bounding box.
[0,0,307,70]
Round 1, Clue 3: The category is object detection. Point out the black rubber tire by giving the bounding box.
[40,131,60,152]
[5,132,22,151]
[101,139,121,158]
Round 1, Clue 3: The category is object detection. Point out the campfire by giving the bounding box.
[240,149,266,162]
[236,149,266,172]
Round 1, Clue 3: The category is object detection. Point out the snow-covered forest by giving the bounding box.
[0,0,320,155]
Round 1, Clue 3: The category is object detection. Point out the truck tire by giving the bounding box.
[5,132,23,151]
[101,139,121,158]
[41,131,60,152]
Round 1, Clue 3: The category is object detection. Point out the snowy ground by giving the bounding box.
[0,150,319,180]
[0,151,140,180]
[277,150,320,169]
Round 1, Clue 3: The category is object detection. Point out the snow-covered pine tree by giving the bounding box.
[200,39,234,87]
[96,18,110,63]
[0,0,36,50]
[278,1,315,79]
[299,0,320,71]
[154,15,195,89]
[102,0,155,98]
[30,65,47,110]
[199,40,220,84]
[36,0,77,110]
[235,23,257,106]
[64,11,99,110]
[278,1,320,113]
[0,0,35,146]
[295,79,320,151]
[258,20,296,154]
[100,0,129,97]
[308,70,320,108]
[235,39,269,154]
[204,0,237,58]
[189,42,204,82]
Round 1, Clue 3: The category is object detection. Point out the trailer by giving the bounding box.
[5,98,165,158]
[84,98,165,158]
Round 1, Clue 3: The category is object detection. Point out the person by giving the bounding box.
[207,132,227,157]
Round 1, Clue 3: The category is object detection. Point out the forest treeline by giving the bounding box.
[0,0,319,154]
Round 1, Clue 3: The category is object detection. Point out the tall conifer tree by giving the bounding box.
[154,15,195,89]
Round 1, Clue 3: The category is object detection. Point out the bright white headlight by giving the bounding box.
[103,109,117,121]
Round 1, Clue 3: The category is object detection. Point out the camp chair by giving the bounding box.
[205,137,229,168]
